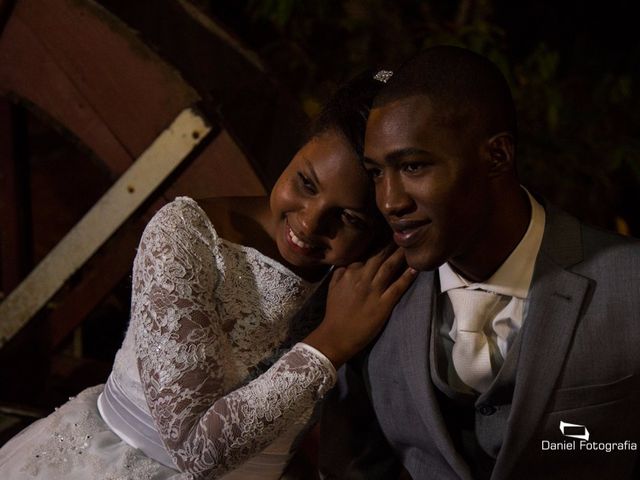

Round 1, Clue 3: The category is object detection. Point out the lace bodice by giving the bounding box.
[108,197,335,478]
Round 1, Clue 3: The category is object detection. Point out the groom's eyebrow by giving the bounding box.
[386,148,431,163]
[364,147,430,166]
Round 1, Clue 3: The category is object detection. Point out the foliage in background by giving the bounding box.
[202,0,639,234]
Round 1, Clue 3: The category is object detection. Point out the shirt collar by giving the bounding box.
[439,188,546,299]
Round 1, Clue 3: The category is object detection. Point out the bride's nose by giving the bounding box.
[298,201,330,237]
[300,205,321,234]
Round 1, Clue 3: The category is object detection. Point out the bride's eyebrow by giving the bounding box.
[346,209,370,220]
[342,202,371,215]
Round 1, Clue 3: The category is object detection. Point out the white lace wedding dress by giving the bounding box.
[0,197,336,479]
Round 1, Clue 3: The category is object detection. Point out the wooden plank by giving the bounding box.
[0,0,199,175]
[0,108,212,348]
[0,13,133,174]
[45,200,156,351]
[22,0,199,157]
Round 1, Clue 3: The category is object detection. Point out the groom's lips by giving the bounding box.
[389,219,431,248]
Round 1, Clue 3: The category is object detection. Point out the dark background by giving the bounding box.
[202,0,640,235]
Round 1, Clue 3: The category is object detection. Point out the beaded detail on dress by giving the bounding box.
[18,386,176,480]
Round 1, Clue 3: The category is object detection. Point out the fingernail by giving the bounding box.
[409,267,418,274]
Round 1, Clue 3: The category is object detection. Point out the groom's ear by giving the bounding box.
[484,132,515,178]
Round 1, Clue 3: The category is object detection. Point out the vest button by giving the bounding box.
[477,404,497,416]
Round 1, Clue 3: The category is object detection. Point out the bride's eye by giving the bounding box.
[342,211,367,230]
[297,172,317,194]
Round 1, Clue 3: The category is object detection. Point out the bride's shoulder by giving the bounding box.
[141,196,224,246]
[147,196,274,255]
[152,196,210,227]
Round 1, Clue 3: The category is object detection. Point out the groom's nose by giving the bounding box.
[378,172,412,217]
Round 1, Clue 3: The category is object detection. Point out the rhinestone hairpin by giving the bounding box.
[373,70,393,83]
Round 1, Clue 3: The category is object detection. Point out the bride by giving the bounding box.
[0,71,413,479]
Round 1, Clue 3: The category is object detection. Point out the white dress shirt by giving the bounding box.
[438,189,546,361]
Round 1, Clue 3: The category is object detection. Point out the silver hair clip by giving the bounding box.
[374,70,393,83]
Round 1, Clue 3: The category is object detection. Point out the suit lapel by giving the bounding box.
[399,271,473,479]
[492,207,591,479]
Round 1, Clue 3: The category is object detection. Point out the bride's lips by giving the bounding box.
[283,220,324,258]
[389,219,431,248]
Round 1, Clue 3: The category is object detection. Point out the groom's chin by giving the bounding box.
[401,246,445,273]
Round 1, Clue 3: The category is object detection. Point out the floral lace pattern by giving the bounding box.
[133,198,336,478]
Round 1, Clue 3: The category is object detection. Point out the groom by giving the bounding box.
[320,46,640,479]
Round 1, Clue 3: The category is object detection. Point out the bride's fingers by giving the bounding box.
[370,248,406,290]
[381,266,418,304]
[360,244,396,277]
[329,266,346,287]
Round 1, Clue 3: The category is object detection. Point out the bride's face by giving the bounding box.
[270,130,378,269]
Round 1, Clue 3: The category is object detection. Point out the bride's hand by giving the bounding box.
[304,247,417,369]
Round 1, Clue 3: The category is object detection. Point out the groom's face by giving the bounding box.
[363,95,494,271]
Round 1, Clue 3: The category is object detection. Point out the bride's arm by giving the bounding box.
[133,199,336,478]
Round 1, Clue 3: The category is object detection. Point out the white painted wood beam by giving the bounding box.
[0,107,212,347]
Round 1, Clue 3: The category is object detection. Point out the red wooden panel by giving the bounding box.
[0,0,199,175]
[167,130,267,199]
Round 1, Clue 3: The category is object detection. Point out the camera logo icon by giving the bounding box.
[559,421,590,441]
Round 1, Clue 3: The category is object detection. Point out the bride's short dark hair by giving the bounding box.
[310,71,384,157]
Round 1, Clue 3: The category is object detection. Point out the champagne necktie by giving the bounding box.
[448,288,502,393]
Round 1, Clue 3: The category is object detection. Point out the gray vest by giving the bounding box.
[430,291,522,479]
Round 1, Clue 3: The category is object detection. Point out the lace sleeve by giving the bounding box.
[133,199,336,478]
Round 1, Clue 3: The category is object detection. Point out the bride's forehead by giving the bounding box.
[298,135,362,174]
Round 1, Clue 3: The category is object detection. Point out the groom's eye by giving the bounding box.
[401,162,426,174]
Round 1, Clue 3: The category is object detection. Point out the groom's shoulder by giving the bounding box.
[545,205,640,281]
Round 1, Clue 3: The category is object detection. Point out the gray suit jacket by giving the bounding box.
[320,206,640,479]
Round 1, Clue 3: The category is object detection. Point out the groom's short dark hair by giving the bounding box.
[375,45,517,141]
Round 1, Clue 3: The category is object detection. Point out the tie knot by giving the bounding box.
[447,288,502,331]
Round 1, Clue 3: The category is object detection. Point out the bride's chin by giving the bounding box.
[278,244,331,278]
[282,249,321,269]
